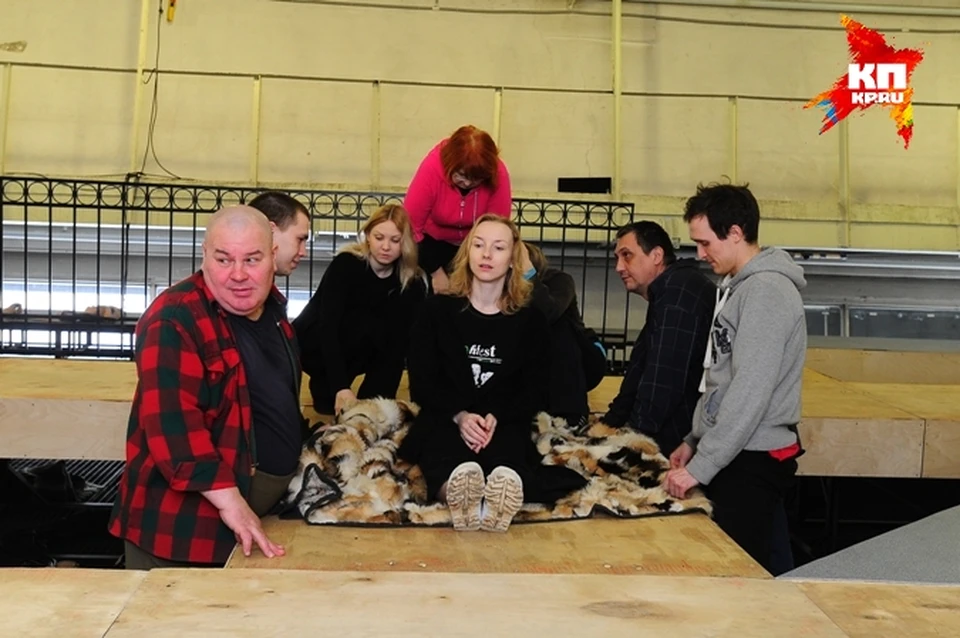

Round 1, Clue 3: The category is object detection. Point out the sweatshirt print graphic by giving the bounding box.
[686,246,808,485]
[466,343,501,387]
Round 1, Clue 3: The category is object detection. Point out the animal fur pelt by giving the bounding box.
[280,398,712,526]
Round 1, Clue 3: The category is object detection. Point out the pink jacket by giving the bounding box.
[403,141,512,244]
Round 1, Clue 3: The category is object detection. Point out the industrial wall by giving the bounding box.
[1,0,958,249]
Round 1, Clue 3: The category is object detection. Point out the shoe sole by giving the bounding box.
[447,463,485,531]
[480,468,523,533]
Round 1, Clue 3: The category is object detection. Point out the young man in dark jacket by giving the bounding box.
[602,221,716,456]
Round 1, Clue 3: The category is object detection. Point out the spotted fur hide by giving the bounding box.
[280,398,711,526]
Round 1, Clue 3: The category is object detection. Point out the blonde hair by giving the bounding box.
[446,214,531,315]
[341,204,423,291]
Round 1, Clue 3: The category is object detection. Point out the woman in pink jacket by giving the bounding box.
[403,125,512,293]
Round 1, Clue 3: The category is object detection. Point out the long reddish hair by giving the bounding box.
[439,125,500,190]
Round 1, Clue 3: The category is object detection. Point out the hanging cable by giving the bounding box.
[137,0,181,180]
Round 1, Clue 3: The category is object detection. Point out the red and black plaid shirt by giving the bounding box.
[108,271,297,564]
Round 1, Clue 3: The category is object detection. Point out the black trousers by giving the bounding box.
[417,234,459,276]
[307,348,404,414]
[418,418,586,505]
[704,450,798,575]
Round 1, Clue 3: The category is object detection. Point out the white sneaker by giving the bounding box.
[446,462,485,531]
[480,466,524,533]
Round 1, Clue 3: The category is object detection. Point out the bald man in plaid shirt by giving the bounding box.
[109,206,305,568]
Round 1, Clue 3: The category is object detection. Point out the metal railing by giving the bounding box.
[0,175,638,367]
[5,175,958,364]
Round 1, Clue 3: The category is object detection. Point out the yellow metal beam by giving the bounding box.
[728,96,738,182]
[129,0,152,173]
[0,64,12,174]
[492,87,503,147]
[612,0,622,200]
[250,76,262,184]
[371,80,381,190]
[838,119,851,247]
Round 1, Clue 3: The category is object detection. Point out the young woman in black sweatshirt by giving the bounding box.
[293,204,427,415]
[398,214,587,533]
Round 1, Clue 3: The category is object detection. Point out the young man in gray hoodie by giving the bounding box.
[665,182,806,575]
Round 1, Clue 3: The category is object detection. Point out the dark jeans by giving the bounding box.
[704,449,798,575]
[124,468,295,570]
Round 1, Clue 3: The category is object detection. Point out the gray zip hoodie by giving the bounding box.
[685,247,807,485]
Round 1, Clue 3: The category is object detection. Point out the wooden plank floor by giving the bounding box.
[225,513,770,579]
[103,569,848,637]
[0,568,145,638]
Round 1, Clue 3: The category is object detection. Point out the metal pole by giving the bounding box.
[838,119,851,247]
[250,76,262,184]
[955,107,960,250]
[646,0,960,18]
[728,96,739,182]
[0,64,12,174]
[956,107,960,220]
[129,0,152,173]
[612,0,622,200]
[492,87,503,146]
[371,81,381,189]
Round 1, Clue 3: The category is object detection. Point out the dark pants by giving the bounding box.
[307,350,404,414]
[768,499,795,575]
[418,418,586,506]
[124,468,295,570]
[417,234,459,277]
[704,450,797,575]
[124,541,209,570]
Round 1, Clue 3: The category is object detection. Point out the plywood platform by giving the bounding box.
[104,569,848,638]
[225,513,770,579]
[0,568,145,638]
[2,352,959,478]
[804,347,960,385]
[4,566,957,637]
[797,580,960,638]
[797,369,926,478]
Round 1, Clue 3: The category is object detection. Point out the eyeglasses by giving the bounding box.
[452,171,482,187]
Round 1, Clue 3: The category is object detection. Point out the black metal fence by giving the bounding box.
[0,176,641,369]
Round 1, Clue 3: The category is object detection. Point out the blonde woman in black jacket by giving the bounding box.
[293,204,426,415]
